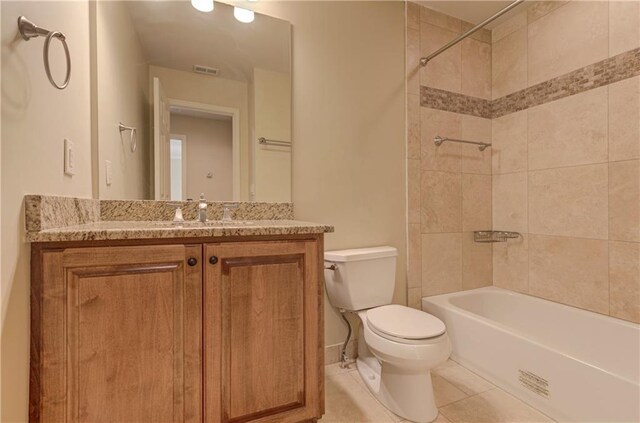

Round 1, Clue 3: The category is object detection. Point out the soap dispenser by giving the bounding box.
[198,193,207,223]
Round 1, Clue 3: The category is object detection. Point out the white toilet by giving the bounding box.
[324,246,451,423]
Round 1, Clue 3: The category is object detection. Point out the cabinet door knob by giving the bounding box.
[187,257,198,266]
[209,256,218,265]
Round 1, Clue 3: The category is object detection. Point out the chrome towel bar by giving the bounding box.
[434,135,491,151]
[18,16,71,90]
[258,137,291,147]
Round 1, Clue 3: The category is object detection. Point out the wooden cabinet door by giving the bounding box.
[31,244,203,423]
[204,240,323,423]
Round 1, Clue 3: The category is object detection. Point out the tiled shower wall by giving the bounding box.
[406,3,494,308]
[407,1,640,323]
[490,1,640,323]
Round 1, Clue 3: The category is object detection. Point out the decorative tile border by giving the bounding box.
[421,47,640,119]
[420,86,492,118]
[493,47,640,118]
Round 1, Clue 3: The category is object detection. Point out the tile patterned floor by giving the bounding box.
[321,359,554,423]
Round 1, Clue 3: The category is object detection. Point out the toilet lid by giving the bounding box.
[366,305,446,340]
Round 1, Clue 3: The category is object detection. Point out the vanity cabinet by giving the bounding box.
[30,244,204,423]
[204,241,322,423]
[30,237,324,423]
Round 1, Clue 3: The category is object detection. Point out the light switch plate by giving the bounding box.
[105,160,113,186]
[64,138,75,176]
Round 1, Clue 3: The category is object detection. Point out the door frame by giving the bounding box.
[169,133,188,200]
[153,77,170,200]
[167,99,241,201]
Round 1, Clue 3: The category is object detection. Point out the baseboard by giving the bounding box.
[325,339,358,365]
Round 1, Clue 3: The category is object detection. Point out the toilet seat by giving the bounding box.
[366,305,446,344]
[359,309,451,364]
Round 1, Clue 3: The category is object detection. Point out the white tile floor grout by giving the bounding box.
[321,359,555,423]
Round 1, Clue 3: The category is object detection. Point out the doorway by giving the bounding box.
[169,108,234,201]
[153,77,240,200]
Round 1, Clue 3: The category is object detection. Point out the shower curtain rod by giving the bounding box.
[420,0,526,66]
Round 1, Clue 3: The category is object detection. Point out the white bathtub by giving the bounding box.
[422,287,640,423]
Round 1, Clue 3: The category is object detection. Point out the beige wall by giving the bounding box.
[1,2,93,421]
[149,65,251,201]
[0,9,3,418]
[94,1,150,199]
[170,114,233,201]
[253,1,406,346]
[406,3,493,307]
[252,67,292,202]
[490,1,640,323]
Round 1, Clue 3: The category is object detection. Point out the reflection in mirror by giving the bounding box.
[93,1,292,202]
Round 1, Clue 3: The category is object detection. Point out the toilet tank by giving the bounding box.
[324,246,397,311]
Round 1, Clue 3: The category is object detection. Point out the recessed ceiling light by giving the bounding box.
[191,0,214,13]
[234,7,255,23]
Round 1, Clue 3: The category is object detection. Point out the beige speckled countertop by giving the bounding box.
[25,195,333,243]
[27,220,333,242]
[26,220,334,243]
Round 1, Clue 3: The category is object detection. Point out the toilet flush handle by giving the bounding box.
[325,264,338,271]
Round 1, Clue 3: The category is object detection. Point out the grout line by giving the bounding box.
[346,371,400,423]
[458,169,464,292]
[427,157,637,179]
[528,0,571,25]
[419,168,491,176]
[420,231,487,235]
[523,232,609,243]
[606,0,610,62]
[527,160,611,173]
[609,156,640,164]
[607,239,640,245]
[438,360,558,422]
[525,101,530,294]
[607,151,611,315]
[605,22,612,315]
[438,387,496,411]
[459,364,495,388]
[417,15,424,300]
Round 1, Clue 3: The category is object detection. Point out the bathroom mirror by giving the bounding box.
[92,1,292,202]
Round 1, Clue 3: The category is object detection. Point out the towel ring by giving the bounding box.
[43,31,71,90]
[18,16,71,90]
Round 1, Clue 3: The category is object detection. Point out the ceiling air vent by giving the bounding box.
[193,65,219,76]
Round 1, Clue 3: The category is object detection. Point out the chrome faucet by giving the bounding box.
[222,202,238,222]
[197,193,207,223]
[167,202,185,224]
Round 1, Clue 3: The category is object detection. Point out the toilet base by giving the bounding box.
[357,355,439,423]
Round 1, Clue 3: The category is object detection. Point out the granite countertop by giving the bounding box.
[26,220,334,242]
[25,195,333,243]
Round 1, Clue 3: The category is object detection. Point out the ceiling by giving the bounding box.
[125,1,291,82]
[416,1,530,29]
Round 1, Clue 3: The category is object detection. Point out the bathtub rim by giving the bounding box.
[422,286,639,331]
[421,286,640,385]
